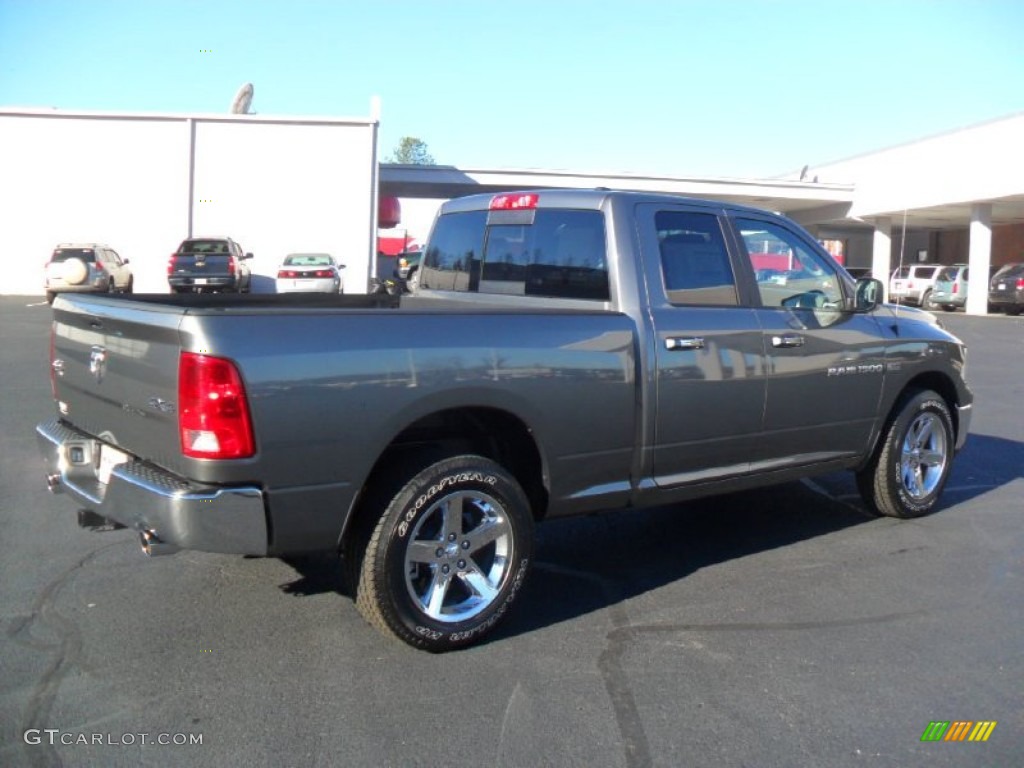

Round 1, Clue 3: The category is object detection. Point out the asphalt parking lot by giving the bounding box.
[1,296,1021,767]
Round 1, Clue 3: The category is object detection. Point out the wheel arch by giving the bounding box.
[860,371,962,471]
[339,406,549,554]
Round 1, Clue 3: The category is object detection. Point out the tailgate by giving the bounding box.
[51,296,185,474]
[171,254,233,279]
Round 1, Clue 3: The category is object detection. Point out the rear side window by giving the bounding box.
[915,266,938,279]
[481,210,608,300]
[50,248,96,263]
[936,267,959,282]
[420,211,487,291]
[655,211,737,306]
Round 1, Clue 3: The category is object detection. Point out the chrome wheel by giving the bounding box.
[899,411,948,500]
[403,490,512,624]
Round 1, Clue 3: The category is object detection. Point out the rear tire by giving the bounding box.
[352,454,534,652]
[45,291,56,305]
[941,305,955,312]
[856,389,954,518]
[1007,306,1023,316]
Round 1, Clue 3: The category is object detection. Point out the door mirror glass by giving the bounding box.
[854,277,884,310]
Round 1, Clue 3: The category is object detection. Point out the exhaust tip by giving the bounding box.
[139,529,179,557]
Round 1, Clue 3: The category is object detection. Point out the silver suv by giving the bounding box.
[45,243,133,304]
[889,264,941,307]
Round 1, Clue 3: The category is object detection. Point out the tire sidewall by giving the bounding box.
[886,393,954,516]
[377,457,533,649]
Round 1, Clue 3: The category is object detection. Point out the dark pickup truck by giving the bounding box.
[167,236,253,294]
[37,189,972,651]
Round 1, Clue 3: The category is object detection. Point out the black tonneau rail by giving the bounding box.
[90,292,402,310]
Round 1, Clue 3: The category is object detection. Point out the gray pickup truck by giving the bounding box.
[37,189,972,651]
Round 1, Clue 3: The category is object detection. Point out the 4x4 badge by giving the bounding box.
[89,346,107,383]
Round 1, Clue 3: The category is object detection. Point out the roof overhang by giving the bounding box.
[379,164,854,218]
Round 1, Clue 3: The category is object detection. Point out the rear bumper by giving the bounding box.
[168,276,238,290]
[988,293,1023,307]
[36,419,268,555]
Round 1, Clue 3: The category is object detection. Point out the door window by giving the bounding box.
[655,211,737,306]
[736,218,843,309]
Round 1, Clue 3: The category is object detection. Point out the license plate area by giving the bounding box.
[98,444,130,485]
[194,278,209,285]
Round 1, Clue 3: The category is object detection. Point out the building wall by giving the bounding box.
[992,222,1024,266]
[0,111,378,295]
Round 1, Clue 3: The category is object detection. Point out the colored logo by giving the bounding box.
[921,721,997,742]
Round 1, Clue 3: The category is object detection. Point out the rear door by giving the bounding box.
[728,214,886,469]
[636,203,766,485]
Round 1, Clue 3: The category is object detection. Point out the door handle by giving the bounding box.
[771,333,805,348]
[665,337,705,351]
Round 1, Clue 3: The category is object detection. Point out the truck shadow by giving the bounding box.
[275,432,1022,641]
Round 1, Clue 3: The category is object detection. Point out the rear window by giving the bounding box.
[936,267,960,282]
[50,248,96,263]
[284,254,333,266]
[914,266,938,279]
[482,210,608,300]
[421,209,609,300]
[420,211,487,292]
[994,263,1024,278]
[179,240,230,254]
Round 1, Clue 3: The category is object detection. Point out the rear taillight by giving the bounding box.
[314,269,333,278]
[952,283,959,294]
[178,352,255,459]
[94,261,105,272]
[278,269,296,278]
[1017,278,1024,290]
[167,254,177,275]
[228,259,236,274]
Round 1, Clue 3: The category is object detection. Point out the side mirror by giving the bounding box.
[122,258,130,265]
[854,277,884,311]
[244,253,254,260]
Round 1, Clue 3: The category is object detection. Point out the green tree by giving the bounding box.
[387,137,436,165]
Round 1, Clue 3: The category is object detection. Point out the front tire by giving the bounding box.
[856,389,954,518]
[353,454,534,652]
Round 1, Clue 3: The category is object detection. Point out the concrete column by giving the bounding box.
[871,217,892,298]
[966,203,992,315]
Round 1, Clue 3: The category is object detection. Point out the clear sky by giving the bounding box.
[2,0,1022,178]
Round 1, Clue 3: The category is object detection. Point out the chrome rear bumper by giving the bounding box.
[36,419,268,555]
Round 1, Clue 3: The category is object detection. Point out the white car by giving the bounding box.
[275,253,344,294]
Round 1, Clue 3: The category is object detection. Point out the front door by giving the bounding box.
[729,215,886,470]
